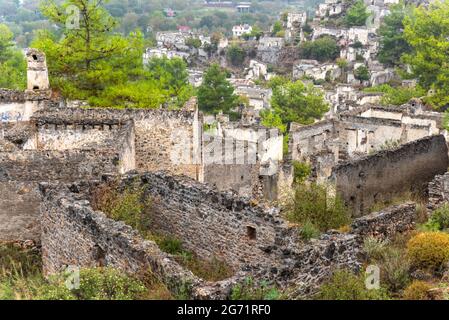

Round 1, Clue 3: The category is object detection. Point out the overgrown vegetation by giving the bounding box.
[407,232,449,272]
[316,270,390,300]
[402,280,433,300]
[363,84,426,106]
[292,161,312,185]
[420,204,449,232]
[231,277,282,300]
[286,182,351,234]
[298,35,339,62]
[368,191,418,213]
[92,181,234,282]
[0,244,171,300]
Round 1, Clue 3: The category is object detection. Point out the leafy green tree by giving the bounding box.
[245,25,263,40]
[298,36,339,62]
[403,1,449,109]
[378,2,412,66]
[344,0,370,27]
[260,110,286,134]
[226,44,246,67]
[354,65,370,81]
[199,15,214,29]
[364,84,426,106]
[270,80,329,124]
[198,64,238,115]
[185,37,202,49]
[90,56,193,109]
[271,21,283,36]
[0,24,26,89]
[32,0,145,101]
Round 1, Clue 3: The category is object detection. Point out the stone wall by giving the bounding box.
[428,172,449,211]
[0,89,54,123]
[281,202,417,298]
[0,181,41,242]
[39,182,240,299]
[38,172,419,299]
[331,135,449,216]
[32,107,202,180]
[289,105,446,183]
[0,149,122,182]
[0,145,127,243]
[134,172,292,269]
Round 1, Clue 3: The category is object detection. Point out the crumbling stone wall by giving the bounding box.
[32,107,202,180]
[428,172,449,211]
[0,181,41,242]
[289,106,446,183]
[39,182,240,299]
[134,172,292,269]
[0,89,55,123]
[0,146,127,243]
[331,135,449,217]
[39,173,418,299]
[0,149,122,182]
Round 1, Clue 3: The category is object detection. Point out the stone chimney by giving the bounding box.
[26,49,50,91]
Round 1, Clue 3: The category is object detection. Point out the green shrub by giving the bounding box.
[407,232,449,271]
[402,281,433,300]
[292,161,312,185]
[92,182,152,238]
[344,0,370,27]
[286,183,351,232]
[155,235,185,256]
[381,247,411,292]
[38,268,147,300]
[363,84,426,106]
[363,236,389,261]
[231,278,281,300]
[226,45,246,67]
[354,65,370,81]
[316,270,389,300]
[299,220,321,241]
[0,244,41,279]
[422,205,449,232]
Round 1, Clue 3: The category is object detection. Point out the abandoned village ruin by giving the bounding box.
[2,0,449,300]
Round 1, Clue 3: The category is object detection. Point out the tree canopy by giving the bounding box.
[226,44,246,67]
[197,64,239,115]
[298,36,339,62]
[344,0,370,27]
[269,78,329,125]
[403,1,449,109]
[378,2,412,67]
[0,24,26,90]
[32,0,192,108]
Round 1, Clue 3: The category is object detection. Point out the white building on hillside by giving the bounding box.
[232,24,253,38]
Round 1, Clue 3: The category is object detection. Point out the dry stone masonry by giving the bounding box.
[39,173,419,299]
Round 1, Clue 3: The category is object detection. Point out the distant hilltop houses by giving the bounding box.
[232,24,253,38]
[204,0,252,12]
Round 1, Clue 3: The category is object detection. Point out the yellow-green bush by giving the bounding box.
[402,281,433,300]
[407,232,449,271]
[316,270,390,300]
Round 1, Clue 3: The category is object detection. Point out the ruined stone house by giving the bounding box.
[0,48,447,300]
